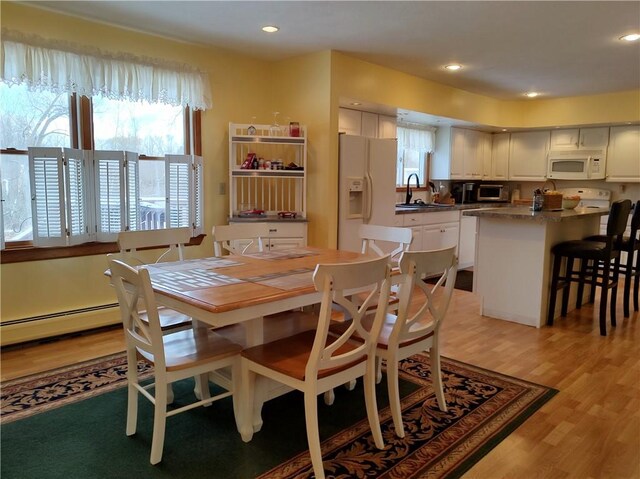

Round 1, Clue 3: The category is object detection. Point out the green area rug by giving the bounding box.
[1,353,556,478]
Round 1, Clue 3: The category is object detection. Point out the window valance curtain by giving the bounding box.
[397,125,436,152]
[1,29,211,110]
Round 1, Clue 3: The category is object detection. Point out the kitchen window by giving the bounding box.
[0,32,209,260]
[396,125,436,186]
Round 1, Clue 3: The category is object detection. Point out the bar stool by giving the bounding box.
[547,199,631,336]
[584,200,640,318]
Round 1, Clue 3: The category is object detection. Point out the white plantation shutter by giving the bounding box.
[166,155,191,228]
[94,150,126,241]
[64,148,92,245]
[29,147,66,247]
[125,152,140,231]
[192,155,204,236]
[0,166,4,250]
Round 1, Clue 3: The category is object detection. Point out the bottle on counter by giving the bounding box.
[532,189,544,211]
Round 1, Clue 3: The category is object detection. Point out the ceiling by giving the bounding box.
[21,1,640,126]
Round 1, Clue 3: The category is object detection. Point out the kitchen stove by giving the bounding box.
[561,187,612,235]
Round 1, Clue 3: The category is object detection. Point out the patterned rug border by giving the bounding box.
[258,354,558,479]
[1,352,151,424]
[1,352,558,479]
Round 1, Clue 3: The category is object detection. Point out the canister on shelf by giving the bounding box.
[532,189,544,211]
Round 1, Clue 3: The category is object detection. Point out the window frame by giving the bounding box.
[1,95,203,263]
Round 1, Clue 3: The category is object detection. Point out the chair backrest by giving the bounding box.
[107,254,166,369]
[606,199,632,251]
[629,200,640,243]
[308,255,391,380]
[117,227,191,265]
[392,246,458,346]
[211,223,270,256]
[359,224,413,263]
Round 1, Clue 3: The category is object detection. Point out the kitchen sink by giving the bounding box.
[395,203,455,209]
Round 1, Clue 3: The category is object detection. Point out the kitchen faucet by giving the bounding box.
[405,173,420,204]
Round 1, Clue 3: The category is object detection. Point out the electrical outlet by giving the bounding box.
[219,182,226,195]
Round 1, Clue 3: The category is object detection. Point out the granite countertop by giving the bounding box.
[462,206,609,222]
[395,202,510,215]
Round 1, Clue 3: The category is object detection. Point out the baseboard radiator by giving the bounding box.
[1,304,121,347]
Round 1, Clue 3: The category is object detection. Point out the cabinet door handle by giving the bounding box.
[269,228,277,233]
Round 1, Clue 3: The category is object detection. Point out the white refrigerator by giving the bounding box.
[338,134,398,252]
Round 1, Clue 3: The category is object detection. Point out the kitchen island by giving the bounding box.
[462,206,609,328]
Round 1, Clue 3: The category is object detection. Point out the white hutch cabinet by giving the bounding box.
[227,123,308,249]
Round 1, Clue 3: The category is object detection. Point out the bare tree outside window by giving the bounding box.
[0,83,71,241]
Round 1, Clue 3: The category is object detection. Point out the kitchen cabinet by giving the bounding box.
[402,210,459,252]
[508,131,550,181]
[361,112,379,138]
[228,122,308,247]
[338,108,396,139]
[490,133,510,180]
[606,125,640,182]
[378,115,397,139]
[433,127,489,180]
[550,127,609,150]
[458,213,477,269]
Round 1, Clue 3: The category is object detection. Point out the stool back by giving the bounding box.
[607,199,632,252]
[630,201,640,247]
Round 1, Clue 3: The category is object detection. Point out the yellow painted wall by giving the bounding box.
[0,2,274,344]
[2,3,638,345]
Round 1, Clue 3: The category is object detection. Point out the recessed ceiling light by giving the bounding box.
[444,64,462,71]
[619,33,640,42]
[525,92,540,98]
[501,129,508,132]
[262,25,279,33]
[350,102,361,106]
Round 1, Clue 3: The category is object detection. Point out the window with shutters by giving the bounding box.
[0,35,207,260]
[0,84,203,255]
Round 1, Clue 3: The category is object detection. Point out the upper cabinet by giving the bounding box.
[550,127,609,150]
[338,108,397,138]
[490,133,510,181]
[432,126,490,180]
[508,131,550,181]
[606,125,640,183]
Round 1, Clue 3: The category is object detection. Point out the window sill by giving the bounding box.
[1,234,206,264]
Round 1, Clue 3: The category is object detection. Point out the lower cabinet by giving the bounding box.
[458,214,478,269]
[230,221,307,252]
[402,211,459,253]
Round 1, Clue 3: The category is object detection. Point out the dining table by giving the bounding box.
[121,246,377,431]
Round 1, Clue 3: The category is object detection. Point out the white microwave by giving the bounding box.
[547,150,606,180]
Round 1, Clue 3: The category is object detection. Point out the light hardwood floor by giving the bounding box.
[2,284,639,478]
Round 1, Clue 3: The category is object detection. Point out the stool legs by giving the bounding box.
[576,259,589,310]
[561,258,575,316]
[634,250,640,312]
[547,253,563,326]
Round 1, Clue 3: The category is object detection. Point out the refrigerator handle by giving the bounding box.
[364,172,373,221]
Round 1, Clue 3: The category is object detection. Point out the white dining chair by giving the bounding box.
[117,227,191,264]
[359,223,413,265]
[238,255,392,479]
[332,246,458,438]
[116,227,193,332]
[211,223,270,256]
[108,255,242,465]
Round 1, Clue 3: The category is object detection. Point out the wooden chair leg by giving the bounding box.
[150,381,168,465]
[323,389,335,405]
[611,258,621,325]
[634,250,640,312]
[239,363,255,442]
[364,364,384,450]
[599,262,610,336]
[623,251,633,318]
[304,390,325,479]
[126,352,139,437]
[385,358,404,438]
[547,254,562,325]
[430,346,447,413]
[589,260,599,303]
[576,259,589,309]
[561,257,574,316]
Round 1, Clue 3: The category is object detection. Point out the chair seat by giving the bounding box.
[241,329,364,381]
[330,312,434,350]
[139,307,192,330]
[585,234,638,252]
[138,329,242,372]
[551,240,619,261]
